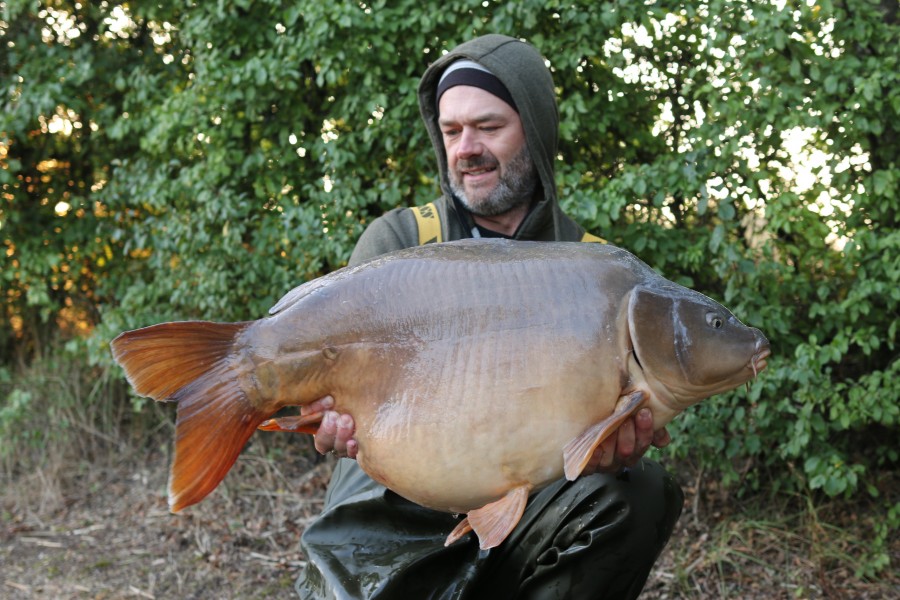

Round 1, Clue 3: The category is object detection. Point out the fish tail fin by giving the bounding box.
[111,321,268,512]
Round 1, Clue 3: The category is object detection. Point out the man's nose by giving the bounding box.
[456,128,482,159]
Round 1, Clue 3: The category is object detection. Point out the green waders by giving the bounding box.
[296,458,683,599]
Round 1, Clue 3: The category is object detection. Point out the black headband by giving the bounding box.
[436,61,518,113]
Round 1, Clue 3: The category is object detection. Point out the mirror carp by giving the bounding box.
[111,239,770,549]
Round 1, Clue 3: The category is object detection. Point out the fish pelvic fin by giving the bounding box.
[563,390,646,481]
[446,485,531,550]
[110,321,268,512]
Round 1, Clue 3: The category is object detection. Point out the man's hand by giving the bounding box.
[305,396,358,459]
[582,408,670,474]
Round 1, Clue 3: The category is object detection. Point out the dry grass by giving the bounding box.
[642,465,899,600]
[2,432,331,599]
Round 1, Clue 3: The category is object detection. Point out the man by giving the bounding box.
[296,34,683,599]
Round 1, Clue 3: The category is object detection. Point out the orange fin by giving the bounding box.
[110,321,249,400]
[563,390,646,481]
[259,412,324,434]
[111,321,268,512]
[444,517,473,547]
[447,484,530,550]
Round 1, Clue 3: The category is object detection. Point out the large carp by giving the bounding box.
[111,239,770,549]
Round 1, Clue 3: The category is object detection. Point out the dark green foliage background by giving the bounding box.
[2,0,898,570]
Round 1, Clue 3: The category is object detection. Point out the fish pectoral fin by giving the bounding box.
[258,412,324,435]
[448,485,531,550]
[562,390,646,481]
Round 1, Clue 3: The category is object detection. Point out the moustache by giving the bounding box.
[457,156,499,172]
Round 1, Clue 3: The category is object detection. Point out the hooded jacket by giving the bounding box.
[349,34,591,267]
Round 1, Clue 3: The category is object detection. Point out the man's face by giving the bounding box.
[438,86,537,217]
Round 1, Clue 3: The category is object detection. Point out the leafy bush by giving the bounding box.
[2,0,897,569]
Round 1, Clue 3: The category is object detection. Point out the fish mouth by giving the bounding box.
[749,346,771,378]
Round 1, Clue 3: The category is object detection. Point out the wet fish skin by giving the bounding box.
[111,239,770,549]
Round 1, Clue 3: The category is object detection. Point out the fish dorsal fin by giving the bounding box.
[444,484,531,550]
[562,390,646,480]
[268,277,331,315]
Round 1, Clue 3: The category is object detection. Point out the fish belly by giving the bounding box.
[348,328,624,513]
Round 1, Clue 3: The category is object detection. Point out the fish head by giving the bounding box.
[628,284,770,408]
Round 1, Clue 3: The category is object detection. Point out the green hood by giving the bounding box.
[418,34,575,240]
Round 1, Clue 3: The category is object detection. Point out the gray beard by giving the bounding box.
[448,145,538,218]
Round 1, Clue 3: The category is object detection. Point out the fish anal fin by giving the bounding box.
[451,484,530,550]
[563,390,646,481]
[444,517,473,548]
[258,412,324,435]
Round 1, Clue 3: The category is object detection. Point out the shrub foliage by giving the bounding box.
[2,0,898,564]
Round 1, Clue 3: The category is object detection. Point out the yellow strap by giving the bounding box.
[413,202,600,246]
[411,202,443,245]
[580,231,607,244]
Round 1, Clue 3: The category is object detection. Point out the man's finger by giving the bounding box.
[615,418,636,460]
[314,411,338,455]
[345,439,359,460]
[598,435,617,470]
[652,427,671,449]
[334,414,355,456]
[632,408,654,452]
[302,395,335,416]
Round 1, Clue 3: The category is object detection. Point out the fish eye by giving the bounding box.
[706,313,724,329]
